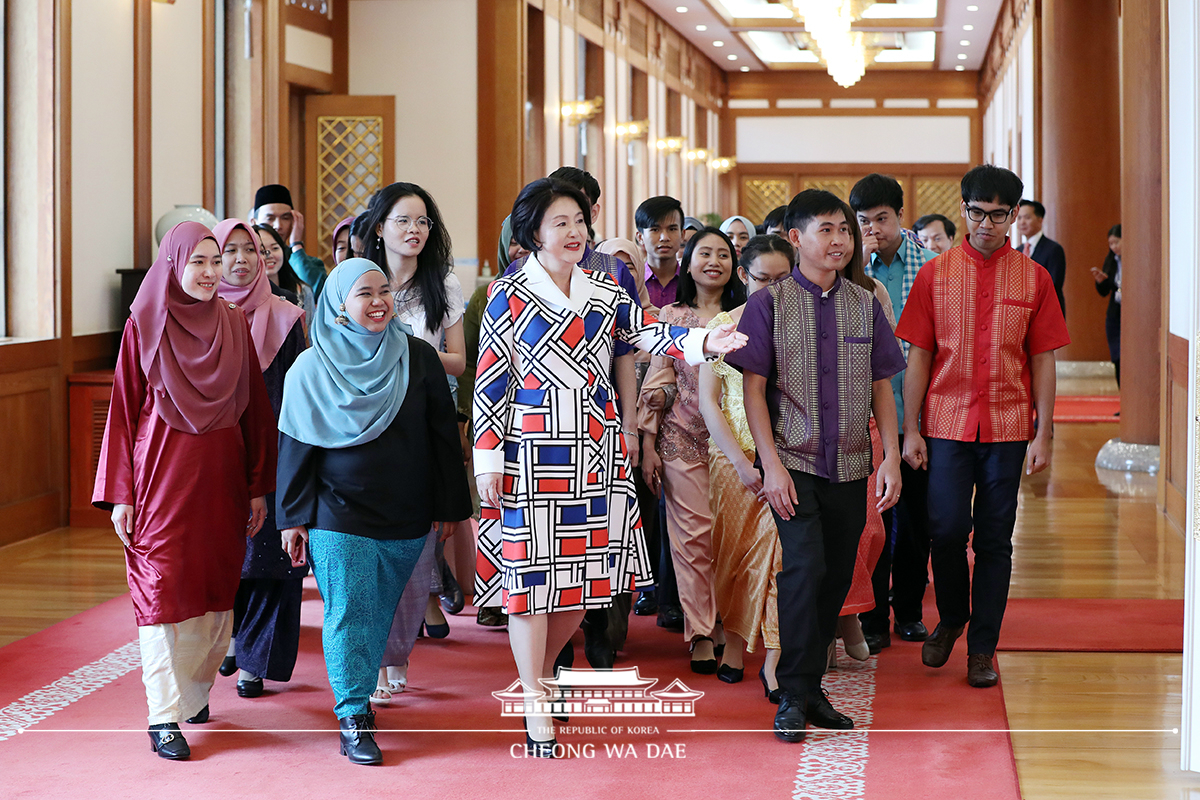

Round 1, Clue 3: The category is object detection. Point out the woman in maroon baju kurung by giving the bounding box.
[93,221,276,760]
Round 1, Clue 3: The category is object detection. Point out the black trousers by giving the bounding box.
[232,577,304,682]
[925,437,1028,656]
[861,434,931,630]
[773,471,866,698]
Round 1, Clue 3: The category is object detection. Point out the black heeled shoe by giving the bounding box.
[758,665,782,704]
[717,664,743,684]
[185,704,209,724]
[237,676,263,698]
[690,636,717,675]
[148,723,190,760]
[339,711,383,765]
[421,619,451,639]
[523,716,557,758]
[438,564,465,615]
[218,655,238,677]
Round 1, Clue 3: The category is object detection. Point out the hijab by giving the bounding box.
[129,221,251,435]
[331,216,356,262]
[278,258,413,449]
[496,214,516,272]
[720,215,756,237]
[596,238,641,270]
[214,219,306,371]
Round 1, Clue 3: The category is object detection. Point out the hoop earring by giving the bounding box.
[335,303,350,325]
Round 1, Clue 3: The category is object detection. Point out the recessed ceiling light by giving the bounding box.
[713,40,725,47]
[696,24,707,31]
[955,65,965,71]
[967,4,979,10]
[675,6,688,12]
[740,66,750,72]
[960,40,970,46]
[957,53,968,60]
[727,54,738,60]
[963,24,974,30]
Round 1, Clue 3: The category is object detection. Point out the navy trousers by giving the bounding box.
[925,437,1028,656]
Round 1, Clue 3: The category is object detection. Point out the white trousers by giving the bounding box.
[138,610,233,725]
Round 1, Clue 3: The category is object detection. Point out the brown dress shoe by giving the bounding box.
[921,623,965,668]
[967,653,999,687]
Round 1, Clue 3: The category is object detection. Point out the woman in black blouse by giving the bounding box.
[276,259,471,765]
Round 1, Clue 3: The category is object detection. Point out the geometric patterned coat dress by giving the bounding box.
[472,258,709,616]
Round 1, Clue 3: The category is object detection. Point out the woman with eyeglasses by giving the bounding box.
[359,182,466,703]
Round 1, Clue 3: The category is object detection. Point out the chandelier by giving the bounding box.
[783,0,881,88]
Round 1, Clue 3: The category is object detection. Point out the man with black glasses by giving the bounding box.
[894,165,1069,689]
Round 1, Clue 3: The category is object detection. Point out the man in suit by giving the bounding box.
[1016,200,1067,317]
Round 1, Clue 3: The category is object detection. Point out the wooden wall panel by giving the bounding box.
[0,365,63,547]
[1163,333,1187,531]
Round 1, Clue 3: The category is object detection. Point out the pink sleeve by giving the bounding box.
[92,320,146,510]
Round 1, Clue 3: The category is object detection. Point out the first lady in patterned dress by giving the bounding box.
[472,178,747,757]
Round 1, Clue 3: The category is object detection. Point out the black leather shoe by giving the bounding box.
[690,636,717,675]
[758,666,782,704]
[218,655,238,677]
[148,723,190,760]
[864,629,891,654]
[656,605,685,632]
[582,620,615,670]
[717,664,743,684]
[339,711,383,765]
[237,676,264,698]
[185,704,209,724]
[773,691,807,743]
[921,623,965,668]
[633,591,658,616]
[894,620,929,642]
[476,607,508,627]
[523,717,557,758]
[438,563,465,615]
[967,653,999,688]
[806,688,854,729]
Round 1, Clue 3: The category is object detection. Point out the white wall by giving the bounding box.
[72,0,135,335]
[150,0,205,245]
[349,0,478,267]
[736,115,972,164]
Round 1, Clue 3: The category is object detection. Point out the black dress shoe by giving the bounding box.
[921,623,965,668]
[863,629,891,654]
[656,605,685,631]
[773,691,807,743]
[237,676,264,698]
[716,664,743,684]
[806,688,854,729]
[218,655,238,677]
[894,620,929,642]
[758,666,782,704]
[583,622,615,670]
[148,723,191,760]
[633,591,658,616]
[339,711,383,765]
[185,704,209,724]
[690,636,717,675]
[438,563,465,615]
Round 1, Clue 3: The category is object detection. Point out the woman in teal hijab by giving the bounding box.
[276,258,472,766]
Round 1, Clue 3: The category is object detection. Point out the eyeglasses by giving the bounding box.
[965,205,1014,224]
[387,216,434,232]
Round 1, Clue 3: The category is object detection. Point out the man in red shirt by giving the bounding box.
[894,165,1069,688]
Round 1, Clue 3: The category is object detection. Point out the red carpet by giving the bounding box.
[1053,394,1120,422]
[997,598,1183,652]
[0,582,1020,800]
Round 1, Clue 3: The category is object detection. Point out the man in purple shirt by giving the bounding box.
[726,190,905,743]
[634,196,685,310]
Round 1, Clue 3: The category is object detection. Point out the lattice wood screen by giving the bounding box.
[915,178,962,243]
[314,115,384,263]
[800,177,854,200]
[741,178,792,225]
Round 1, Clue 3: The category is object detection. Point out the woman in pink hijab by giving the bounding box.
[93,221,277,761]
[212,220,308,701]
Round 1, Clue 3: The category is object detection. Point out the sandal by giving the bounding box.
[371,685,393,706]
[386,662,408,694]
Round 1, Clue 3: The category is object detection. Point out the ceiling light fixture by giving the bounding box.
[740,66,750,72]
[696,24,708,31]
[782,0,880,88]
[956,53,967,60]
[713,40,725,47]
[960,40,970,46]
[967,4,979,10]
[728,54,738,60]
[676,6,688,12]
[963,24,974,30]
[955,65,965,71]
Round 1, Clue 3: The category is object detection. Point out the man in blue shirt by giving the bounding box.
[850,173,938,652]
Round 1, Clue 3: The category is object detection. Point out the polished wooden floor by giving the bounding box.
[0,376,1194,797]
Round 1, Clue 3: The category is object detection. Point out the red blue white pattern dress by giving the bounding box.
[472,257,710,615]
